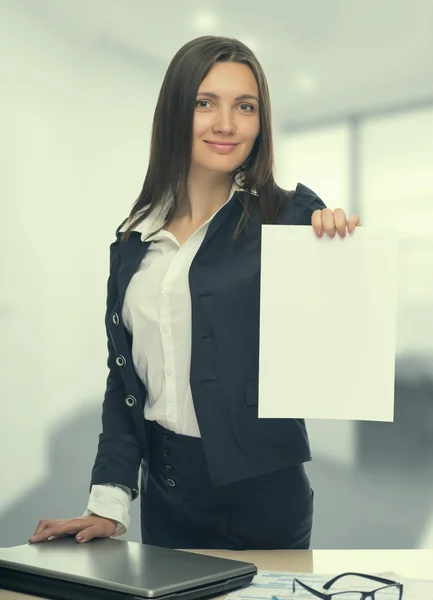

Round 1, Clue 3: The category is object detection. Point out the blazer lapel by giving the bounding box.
[193,191,240,261]
[114,188,241,302]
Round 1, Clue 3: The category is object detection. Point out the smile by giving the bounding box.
[204,141,239,153]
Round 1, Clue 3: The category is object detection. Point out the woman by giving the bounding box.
[29,35,360,550]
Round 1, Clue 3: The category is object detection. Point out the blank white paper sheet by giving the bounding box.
[258,225,398,421]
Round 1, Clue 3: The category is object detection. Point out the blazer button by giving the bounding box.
[125,395,137,407]
[112,313,119,326]
[167,478,176,487]
[116,355,126,367]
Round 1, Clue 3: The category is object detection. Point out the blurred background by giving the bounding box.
[1,0,432,549]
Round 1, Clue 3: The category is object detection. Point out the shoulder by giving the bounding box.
[278,183,327,225]
[114,200,169,242]
[106,217,133,268]
[115,217,132,239]
[113,213,144,241]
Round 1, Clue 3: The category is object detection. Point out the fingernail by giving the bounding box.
[317,229,322,237]
[76,534,84,542]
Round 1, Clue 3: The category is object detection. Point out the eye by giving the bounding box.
[195,100,256,111]
[239,103,255,112]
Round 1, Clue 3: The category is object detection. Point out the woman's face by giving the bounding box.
[191,61,260,181]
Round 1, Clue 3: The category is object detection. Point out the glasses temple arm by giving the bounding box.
[293,578,328,599]
[323,572,398,590]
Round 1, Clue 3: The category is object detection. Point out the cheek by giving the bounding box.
[192,119,209,154]
[193,114,209,137]
[192,138,204,160]
[242,127,260,155]
[244,118,260,145]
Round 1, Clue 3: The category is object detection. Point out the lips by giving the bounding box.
[204,141,239,154]
[205,141,238,146]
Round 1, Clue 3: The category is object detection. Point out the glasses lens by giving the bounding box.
[375,585,401,599]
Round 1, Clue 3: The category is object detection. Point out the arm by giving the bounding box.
[89,238,143,500]
[293,183,327,224]
[82,483,132,537]
[276,183,327,226]
[290,183,360,236]
[30,483,129,543]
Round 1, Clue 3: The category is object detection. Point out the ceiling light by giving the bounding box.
[294,74,318,94]
[192,12,219,32]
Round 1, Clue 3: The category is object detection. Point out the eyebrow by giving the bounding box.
[197,91,260,103]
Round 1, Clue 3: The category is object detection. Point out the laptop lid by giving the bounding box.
[0,537,257,600]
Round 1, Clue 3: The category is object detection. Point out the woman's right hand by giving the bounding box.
[28,515,118,544]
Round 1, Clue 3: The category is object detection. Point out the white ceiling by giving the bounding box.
[11,0,433,128]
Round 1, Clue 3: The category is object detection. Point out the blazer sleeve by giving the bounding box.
[293,183,327,224]
[277,183,327,225]
[89,238,143,500]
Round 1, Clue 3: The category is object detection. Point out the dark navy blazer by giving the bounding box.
[89,183,326,499]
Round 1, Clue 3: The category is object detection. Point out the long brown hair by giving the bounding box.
[120,35,285,243]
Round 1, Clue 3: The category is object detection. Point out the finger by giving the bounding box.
[333,208,348,238]
[347,214,361,233]
[75,518,117,543]
[32,519,61,538]
[75,524,99,544]
[29,520,90,543]
[321,208,336,238]
[311,210,323,237]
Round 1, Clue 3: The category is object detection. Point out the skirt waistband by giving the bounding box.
[145,419,213,488]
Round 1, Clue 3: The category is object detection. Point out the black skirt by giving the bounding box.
[140,420,314,550]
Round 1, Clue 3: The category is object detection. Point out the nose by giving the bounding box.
[211,109,237,136]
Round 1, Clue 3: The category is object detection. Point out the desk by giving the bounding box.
[1,549,432,600]
[189,548,433,579]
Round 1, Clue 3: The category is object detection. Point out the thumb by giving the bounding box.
[75,524,96,544]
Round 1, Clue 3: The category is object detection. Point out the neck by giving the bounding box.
[176,171,235,224]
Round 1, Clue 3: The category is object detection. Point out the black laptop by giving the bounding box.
[0,537,257,600]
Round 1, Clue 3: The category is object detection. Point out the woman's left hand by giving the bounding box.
[311,208,361,238]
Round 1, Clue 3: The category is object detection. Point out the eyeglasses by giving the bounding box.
[274,571,403,599]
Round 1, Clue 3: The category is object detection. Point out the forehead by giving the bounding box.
[199,62,258,94]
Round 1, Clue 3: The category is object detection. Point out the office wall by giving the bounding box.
[0,2,161,544]
[1,1,433,549]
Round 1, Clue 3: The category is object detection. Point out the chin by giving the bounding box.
[194,161,242,175]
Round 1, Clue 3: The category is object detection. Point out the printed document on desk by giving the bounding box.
[258,226,398,421]
[226,570,429,600]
